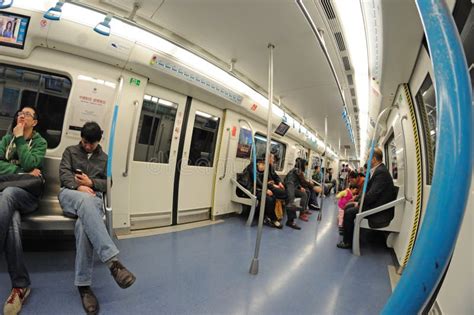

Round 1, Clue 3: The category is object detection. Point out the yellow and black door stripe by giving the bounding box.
[401,83,423,268]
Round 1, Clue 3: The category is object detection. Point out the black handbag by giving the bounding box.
[0,173,45,197]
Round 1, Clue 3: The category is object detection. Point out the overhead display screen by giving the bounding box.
[0,12,30,49]
[274,121,290,137]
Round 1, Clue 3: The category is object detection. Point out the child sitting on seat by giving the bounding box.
[336,184,359,230]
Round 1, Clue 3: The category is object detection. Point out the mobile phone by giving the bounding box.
[74,169,83,175]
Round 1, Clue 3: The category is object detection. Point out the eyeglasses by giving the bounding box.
[17,111,36,119]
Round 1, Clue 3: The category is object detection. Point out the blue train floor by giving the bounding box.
[0,197,394,314]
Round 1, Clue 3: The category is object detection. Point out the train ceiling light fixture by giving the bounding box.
[43,1,65,21]
[94,13,112,36]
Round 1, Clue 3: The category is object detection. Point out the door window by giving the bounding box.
[254,133,286,171]
[187,110,220,167]
[415,74,436,184]
[0,64,71,148]
[134,95,178,163]
[385,133,398,180]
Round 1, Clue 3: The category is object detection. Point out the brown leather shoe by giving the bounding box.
[110,261,136,289]
[78,286,99,315]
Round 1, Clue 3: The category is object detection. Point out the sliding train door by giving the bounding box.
[129,84,187,229]
[176,99,223,224]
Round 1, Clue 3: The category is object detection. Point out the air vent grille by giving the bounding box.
[334,32,346,51]
[347,74,353,85]
[350,88,356,97]
[343,145,351,149]
[342,57,351,71]
[353,107,359,113]
[321,0,336,19]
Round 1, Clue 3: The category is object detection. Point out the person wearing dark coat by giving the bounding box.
[337,148,397,249]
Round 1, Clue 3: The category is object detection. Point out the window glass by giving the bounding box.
[0,64,71,148]
[134,95,178,163]
[188,111,220,167]
[254,133,286,171]
[385,133,398,180]
[415,74,436,184]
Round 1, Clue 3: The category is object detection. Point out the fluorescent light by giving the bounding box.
[151,97,158,103]
[430,130,436,136]
[158,99,174,107]
[196,110,212,119]
[333,0,369,159]
[144,95,152,101]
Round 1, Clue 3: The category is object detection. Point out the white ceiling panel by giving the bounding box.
[96,0,356,156]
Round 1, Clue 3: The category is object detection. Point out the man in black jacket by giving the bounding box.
[58,122,136,314]
[337,148,396,249]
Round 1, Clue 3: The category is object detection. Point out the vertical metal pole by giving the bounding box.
[383,0,472,313]
[106,76,123,237]
[318,116,327,221]
[358,105,396,213]
[249,43,275,275]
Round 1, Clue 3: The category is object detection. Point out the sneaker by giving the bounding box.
[110,261,136,289]
[309,203,320,210]
[273,220,283,229]
[78,286,99,315]
[336,241,352,249]
[299,214,309,222]
[3,287,30,315]
[286,221,302,230]
[263,216,273,227]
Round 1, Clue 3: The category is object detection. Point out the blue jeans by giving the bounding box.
[0,187,38,288]
[59,188,119,286]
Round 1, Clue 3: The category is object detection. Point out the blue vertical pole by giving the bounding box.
[382,0,472,313]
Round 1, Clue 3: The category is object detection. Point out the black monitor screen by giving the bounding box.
[0,12,30,50]
[274,121,290,136]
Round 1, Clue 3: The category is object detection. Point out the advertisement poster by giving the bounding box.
[68,76,116,137]
[236,128,253,159]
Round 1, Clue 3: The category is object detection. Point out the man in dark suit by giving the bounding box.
[337,147,396,249]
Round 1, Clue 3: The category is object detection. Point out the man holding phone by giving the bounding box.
[58,122,135,315]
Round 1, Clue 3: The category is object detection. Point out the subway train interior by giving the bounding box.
[0,0,472,314]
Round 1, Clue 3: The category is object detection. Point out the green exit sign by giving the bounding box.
[130,78,141,86]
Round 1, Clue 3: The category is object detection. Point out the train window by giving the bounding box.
[415,74,436,184]
[254,133,286,171]
[0,64,71,148]
[134,95,178,163]
[188,111,220,167]
[385,133,398,180]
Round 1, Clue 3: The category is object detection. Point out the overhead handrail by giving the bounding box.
[400,115,413,204]
[219,128,231,180]
[382,1,472,313]
[122,100,140,177]
[352,197,406,256]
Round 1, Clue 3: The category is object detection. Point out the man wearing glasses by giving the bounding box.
[58,122,135,315]
[0,106,47,315]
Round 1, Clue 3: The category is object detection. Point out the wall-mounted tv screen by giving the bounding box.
[0,12,30,50]
[274,121,290,136]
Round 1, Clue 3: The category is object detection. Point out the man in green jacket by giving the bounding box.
[0,106,47,315]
